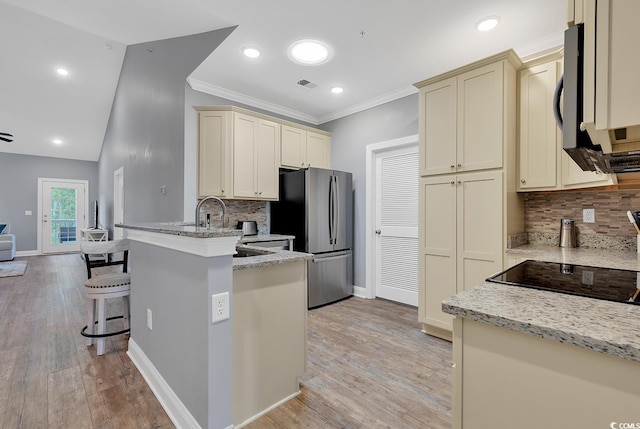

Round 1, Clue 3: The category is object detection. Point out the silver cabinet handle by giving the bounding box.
[375,229,381,235]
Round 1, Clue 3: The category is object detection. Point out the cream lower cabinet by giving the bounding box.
[197,107,280,201]
[280,125,330,170]
[419,171,504,340]
[517,53,616,192]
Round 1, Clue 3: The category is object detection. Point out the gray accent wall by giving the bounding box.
[98,27,235,235]
[0,153,98,251]
[319,94,419,289]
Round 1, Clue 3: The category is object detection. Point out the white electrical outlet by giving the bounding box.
[582,271,594,286]
[583,208,595,223]
[147,309,153,330]
[212,292,230,324]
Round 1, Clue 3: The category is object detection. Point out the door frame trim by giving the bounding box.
[364,134,418,300]
[37,177,89,255]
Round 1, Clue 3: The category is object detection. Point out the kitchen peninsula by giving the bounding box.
[117,222,310,429]
[443,246,640,429]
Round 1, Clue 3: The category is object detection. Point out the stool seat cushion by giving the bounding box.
[85,273,131,289]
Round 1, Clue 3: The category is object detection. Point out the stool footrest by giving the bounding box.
[80,315,130,338]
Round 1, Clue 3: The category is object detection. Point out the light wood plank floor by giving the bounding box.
[0,254,452,428]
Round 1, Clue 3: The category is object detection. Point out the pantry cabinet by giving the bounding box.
[418,62,504,176]
[517,52,616,192]
[280,125,330,170]
[415,51,525,340]
[196,107,280,201]
[419,171,503,335]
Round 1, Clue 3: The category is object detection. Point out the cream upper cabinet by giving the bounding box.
[518,61,560,191]
[196,107,280,201]
[419,62,504,176]
[198,110,232,199]
[419,171,504,336]
[415,51,524,340]
[516,52,616,192]
[233,113,280,200]
[280,125,330,170]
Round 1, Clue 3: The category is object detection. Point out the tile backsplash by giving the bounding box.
[524,189,640,250]
[198,199,268,234]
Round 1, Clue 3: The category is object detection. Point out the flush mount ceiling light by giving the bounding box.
[331,87,344,94]
[56,68,69,76]
[242,47,261,58]
[475,16,500,32]
[287,39,331,65]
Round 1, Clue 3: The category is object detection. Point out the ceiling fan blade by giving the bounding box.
[0,132,13,137]
[0,136,13,143]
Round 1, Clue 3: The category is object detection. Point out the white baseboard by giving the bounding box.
[16,250,38,257]
[127,339,207,429]
[353,285,371,299]
[234,390,300,429]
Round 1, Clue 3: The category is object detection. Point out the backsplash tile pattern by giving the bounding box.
[198,199,268,233]
[524,190,640,250]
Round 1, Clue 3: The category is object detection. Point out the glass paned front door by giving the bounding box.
[41,180,87,254]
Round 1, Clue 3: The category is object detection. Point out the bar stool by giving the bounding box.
[80,239,131,356]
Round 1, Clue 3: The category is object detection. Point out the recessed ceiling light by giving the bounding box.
[475,16,500,32]
[331,87,344,94]
[56,68,69,76]
[242,47,260,58]
[53,139,63,145]
[287,39,331,65]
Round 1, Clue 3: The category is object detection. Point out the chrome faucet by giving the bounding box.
[195,196,227,228]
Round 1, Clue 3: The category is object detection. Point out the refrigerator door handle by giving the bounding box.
[328,175,334,245]
[333,175,340,247]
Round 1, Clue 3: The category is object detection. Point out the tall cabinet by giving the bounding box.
[415,51,525,340]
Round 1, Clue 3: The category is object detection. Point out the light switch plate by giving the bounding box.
[583,208,595,223]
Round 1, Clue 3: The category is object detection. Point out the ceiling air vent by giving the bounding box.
[297,79,318,89]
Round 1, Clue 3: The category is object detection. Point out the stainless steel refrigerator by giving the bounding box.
[271,168,353,308]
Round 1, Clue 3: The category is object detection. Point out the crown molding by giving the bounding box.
[188,77,419,126]
[187,77,318,125]
[317,85,418,124]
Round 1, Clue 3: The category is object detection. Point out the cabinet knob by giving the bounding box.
[221,189,224,193]
[259,191,263,195]
[520,179,526,184]
[450,181,455,185]
[308,163,311,167]
[301,162,305,166]
[457,180,462,184]
[450,165,455,169]
[457,163,462,168]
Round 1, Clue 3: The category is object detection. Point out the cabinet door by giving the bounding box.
[281,125,305,169]
[419,77,457,176]
[561,151,615,188]
[233,113,257,198]
[306,132,330,169]
[255,119,280,199]
[419,176,457,331]
[198,111,231,198]
[457,171,503,292]
[518,61,559,190]
[457,62,504,172]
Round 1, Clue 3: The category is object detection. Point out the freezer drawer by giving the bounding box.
[308,250,353,309]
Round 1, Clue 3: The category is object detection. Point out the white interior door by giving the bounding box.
[374,145,419,306]
[40,179,87,254]
[113,167,124,239]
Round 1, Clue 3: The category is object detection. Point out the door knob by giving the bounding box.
[375,229,381,235]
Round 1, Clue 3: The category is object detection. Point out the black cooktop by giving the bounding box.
[487,260,640,305]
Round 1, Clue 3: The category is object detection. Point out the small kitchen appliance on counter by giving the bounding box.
[559,218,577,248]
[488,260,640,305]
[237,221,258,236]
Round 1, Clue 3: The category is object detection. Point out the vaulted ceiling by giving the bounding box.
[0,0,566,161]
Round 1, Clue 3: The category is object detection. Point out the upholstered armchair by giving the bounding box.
[0,223,16,261]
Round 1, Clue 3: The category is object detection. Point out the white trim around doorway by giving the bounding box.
[364,134,419,300]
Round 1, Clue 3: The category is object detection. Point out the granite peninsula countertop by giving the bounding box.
[443,244,640,363]
[233,244,311,271]
[116,222,242,239]
[239,234,295,244]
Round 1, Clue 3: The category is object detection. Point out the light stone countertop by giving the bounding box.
[116,222,242,239]
[232,244,311,271]
[238,234,295,244]
[443,244,640,363]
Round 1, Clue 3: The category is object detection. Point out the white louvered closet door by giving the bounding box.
[374,145,419,306]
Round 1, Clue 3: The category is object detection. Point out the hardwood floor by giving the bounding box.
[0,254,452,429]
